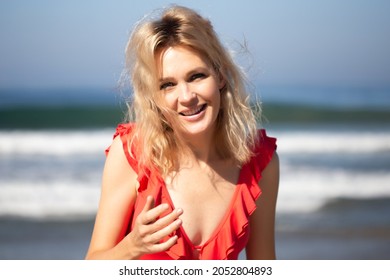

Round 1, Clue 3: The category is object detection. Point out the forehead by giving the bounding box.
[156,46,211,77]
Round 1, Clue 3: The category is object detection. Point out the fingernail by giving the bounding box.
[162,203,169,210]
[176,208,183,214]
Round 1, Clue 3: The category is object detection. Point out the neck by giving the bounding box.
[180,129,219,165]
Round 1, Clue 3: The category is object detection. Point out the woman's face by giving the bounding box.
[157,46,224,138]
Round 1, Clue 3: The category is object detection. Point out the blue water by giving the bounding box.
[258,85,390,110]
[0,88,121,108]
[1,85,390,109]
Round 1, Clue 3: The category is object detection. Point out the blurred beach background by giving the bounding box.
[0,0,389,260]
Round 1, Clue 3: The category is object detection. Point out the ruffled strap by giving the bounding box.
[200,182,257,259]
[199,129,277,260]
[251,129,277,183]
[105,123,155,194]
[105,123,138,173]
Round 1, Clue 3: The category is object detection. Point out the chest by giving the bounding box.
[165,164,240,246]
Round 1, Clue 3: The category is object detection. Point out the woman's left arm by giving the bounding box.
[246,151,280,260]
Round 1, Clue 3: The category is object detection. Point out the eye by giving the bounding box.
[189,73,206,82]
[160,82,175,91]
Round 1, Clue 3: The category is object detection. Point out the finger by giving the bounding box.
[150,235,179,253]
[142,208,183,243]
[141,207,183,236]
[142,195,155,212]
[141,201,170,225]
[149,218,182,244]
[151,208,183,230]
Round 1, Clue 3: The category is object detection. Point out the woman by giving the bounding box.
[86,5,279,260]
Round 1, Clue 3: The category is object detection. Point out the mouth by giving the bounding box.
[179,104,207,116]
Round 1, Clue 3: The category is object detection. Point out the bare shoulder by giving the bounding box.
[100,134,138,214]
[102,135,138,191]
[261,151,279,189]
[85,135,138,258]
[256,151,279,210]
[246,151,279,259]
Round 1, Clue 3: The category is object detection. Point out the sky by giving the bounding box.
[0,0,389,90]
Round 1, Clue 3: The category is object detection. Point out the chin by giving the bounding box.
[180,121,216,137]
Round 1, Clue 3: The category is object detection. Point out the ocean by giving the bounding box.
[0,86,390,259]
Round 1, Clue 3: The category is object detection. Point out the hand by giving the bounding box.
[126,195,183,258]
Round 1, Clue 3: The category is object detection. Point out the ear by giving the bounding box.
[218,73,226,91]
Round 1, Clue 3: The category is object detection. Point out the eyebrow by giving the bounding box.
[159,66,210,82]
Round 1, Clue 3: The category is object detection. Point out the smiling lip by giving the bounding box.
[179,104,207,117]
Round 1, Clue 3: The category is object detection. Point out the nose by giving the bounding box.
[178,83,196,104]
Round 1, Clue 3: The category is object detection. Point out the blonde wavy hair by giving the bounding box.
[122,5,259,176]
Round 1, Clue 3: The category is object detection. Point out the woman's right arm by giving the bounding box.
[85,135,140,259]
[85,135,182,259]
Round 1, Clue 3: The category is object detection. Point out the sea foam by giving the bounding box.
[0,128,389,219]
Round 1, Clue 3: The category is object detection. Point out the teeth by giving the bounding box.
[180,105,204,116]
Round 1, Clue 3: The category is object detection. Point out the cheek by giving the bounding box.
[162,92,177,110]
[202,83,221,107]
[197,79,220,98]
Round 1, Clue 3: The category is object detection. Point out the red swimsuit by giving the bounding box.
[106,123,277,259]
